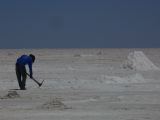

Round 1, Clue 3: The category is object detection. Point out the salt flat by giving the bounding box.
[0,48,160,120]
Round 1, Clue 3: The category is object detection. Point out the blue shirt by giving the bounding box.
[16,55,33,75]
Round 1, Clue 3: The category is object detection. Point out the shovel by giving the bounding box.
[26,73,44,87]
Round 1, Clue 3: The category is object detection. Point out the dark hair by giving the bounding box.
[29,54,35,63]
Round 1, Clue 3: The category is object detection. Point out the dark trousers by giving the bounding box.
[16,63,27,90]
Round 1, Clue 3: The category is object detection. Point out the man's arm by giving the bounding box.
[28,62,33,78]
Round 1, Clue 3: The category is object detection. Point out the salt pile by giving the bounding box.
[40,98,69,110]
[0,90,20,99]
[123,51,160,71]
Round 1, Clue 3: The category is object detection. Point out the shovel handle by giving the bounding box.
[26,73,42,87]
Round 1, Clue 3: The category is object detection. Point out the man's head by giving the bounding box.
[29,54,35,63]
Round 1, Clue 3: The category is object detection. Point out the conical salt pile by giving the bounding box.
[123,51,159,71]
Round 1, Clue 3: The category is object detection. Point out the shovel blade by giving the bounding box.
[39,80,44,87]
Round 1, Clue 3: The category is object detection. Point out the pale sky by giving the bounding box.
[0,0,160,48]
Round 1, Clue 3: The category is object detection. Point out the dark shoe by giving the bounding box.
[20,88,26,90]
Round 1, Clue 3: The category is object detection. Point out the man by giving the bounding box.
[15,54,35,90]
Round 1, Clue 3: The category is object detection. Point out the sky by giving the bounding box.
[0,0,160,48]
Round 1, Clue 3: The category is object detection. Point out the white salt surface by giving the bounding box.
[101,73,147,84]
[0,49,160,120]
